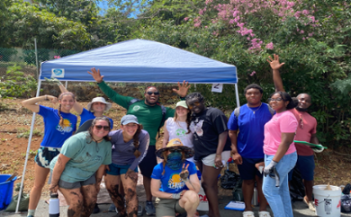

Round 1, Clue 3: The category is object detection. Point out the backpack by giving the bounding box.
[233,103,275,118]
[128,98,167,138]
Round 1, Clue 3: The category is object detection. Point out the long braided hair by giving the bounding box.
[57,92,76,127]
[122,124,144,158]
[161,151,186,175]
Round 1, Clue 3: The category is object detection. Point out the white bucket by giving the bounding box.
[197,186,209,211]
[313,185,341,217]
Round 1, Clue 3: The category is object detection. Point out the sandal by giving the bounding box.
[258,211,271,217]
[243,211,255,217]
[303,197,316,211]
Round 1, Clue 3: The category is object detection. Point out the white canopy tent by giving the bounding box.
[16,39,240,212]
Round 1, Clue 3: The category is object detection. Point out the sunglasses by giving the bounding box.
[188,101,201,109]
[268,98,283,102]
[95,125,110,131]
[168,147,182,152]
[146,91,159,96]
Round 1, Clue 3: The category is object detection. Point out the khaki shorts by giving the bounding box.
[202,150,231,167]
[155,197,186,217]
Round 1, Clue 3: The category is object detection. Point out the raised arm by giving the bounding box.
[267,54,285,92]
[88,68,134,109]
[57,82,83,115]
[21,95,57,113]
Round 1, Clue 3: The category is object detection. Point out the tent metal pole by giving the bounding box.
[65,81,68,88]
[16,79,42,213]
[235,83,240,107]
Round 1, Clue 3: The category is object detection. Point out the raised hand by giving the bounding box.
[179,163,190,181]
[267,54,285,70]
[87,67,104,83]
[172,80,190,97]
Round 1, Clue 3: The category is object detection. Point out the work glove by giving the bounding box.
[263,160,280,187]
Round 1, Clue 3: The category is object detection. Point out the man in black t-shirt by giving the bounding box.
[186,92,231,217]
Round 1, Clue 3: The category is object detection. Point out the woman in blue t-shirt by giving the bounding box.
[151,138,200,217]
[21,92,77,217]
[105,115,150,217]
[58,82,114,129]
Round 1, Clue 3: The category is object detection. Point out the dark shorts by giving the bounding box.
[288,155,315,181]
[106,163,138,176]
[155,197,186,217]
[139,146,157,178]
[35,147,61,169]
[237,157,264,180]
[58,174,96,189]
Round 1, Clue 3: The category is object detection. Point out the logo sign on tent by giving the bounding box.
[51,68,65,78]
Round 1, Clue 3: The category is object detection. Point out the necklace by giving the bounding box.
[247,103,262,114]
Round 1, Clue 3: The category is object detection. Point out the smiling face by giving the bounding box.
[144,87,160,106]
[92,120,110,140]
[245,88,263,106]
[59,95,75,113]
[121,123,139,137]
[296,93,312,111]
[186,97,205,114]
[175,106,189,118]
[269,93,289,113]
[91,102,106,113]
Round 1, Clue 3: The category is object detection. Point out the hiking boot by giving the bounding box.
[93,203,100,214]
[145,201,155,216]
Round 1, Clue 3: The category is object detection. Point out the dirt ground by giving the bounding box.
[1,99,351,198]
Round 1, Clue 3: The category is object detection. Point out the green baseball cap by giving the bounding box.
[176,100,188,109]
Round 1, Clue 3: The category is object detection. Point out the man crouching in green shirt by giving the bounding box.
[88,68,190,215]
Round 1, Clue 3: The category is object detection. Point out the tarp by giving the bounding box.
[40,39,237,84]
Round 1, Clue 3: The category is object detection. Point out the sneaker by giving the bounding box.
[145,201,155,216]
[138,204,143,216]
[92,203,100,214]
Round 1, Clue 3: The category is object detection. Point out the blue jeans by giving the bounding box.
[263,152,297,217]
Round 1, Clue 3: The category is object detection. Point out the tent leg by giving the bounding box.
[65,81,68,88]
[235,83,240,107]
[15,80,42,213]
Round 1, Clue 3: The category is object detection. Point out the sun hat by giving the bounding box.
[176,100,188,109]
[121,115,139,125]
[156,138,194,159]
[87,97,112,111]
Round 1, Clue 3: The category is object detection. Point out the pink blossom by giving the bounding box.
[247,3,253,8]
[237,22,244,28]
[205,0,212,5]
[308,32,314,37]
[205,26,208,28]
[184,17,189,21]
[194,22,201,27]
[234,16,240,22]
[302,10,309,15]
[229,19,235,24]
[250,71,256,76]
[287,1,295,8]
[302,37,306,40]
[233,11,239,17]
[294,11,301,18]
[199,9,204,15]
[300,30,304,34]
[54,56,61,59]
[266,42,274,50]
[308,15,315,22]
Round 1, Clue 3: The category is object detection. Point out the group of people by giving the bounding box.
[21,54,319,217]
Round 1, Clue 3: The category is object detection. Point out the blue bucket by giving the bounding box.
[0,174,17,210]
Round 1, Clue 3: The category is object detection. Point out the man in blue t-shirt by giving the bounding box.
[228,84,273,217]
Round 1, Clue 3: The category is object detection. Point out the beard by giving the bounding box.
[145,98,158,106]
[296,106,308,112]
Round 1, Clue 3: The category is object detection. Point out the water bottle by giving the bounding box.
[49,193,60,217]
[251,187,258,206]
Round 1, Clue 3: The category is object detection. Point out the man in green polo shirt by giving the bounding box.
[88,68,189,215]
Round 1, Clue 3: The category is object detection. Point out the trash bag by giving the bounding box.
[220,170,241,189]
[289,167,305,201]
[341,195,351,213]
[342,183,351,195]
[5,183,29,212]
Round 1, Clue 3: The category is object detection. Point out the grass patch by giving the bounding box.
[17,128,42,138]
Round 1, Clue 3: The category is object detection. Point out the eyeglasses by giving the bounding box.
[95,125,110,131]
[188,101,201,109]
[146,91,159,96]
[168,147,182,152]
[268,98,283,102]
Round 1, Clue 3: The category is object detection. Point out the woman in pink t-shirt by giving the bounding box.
[262,92,298,217]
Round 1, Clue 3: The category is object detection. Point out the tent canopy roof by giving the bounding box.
[40,39,237,84]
